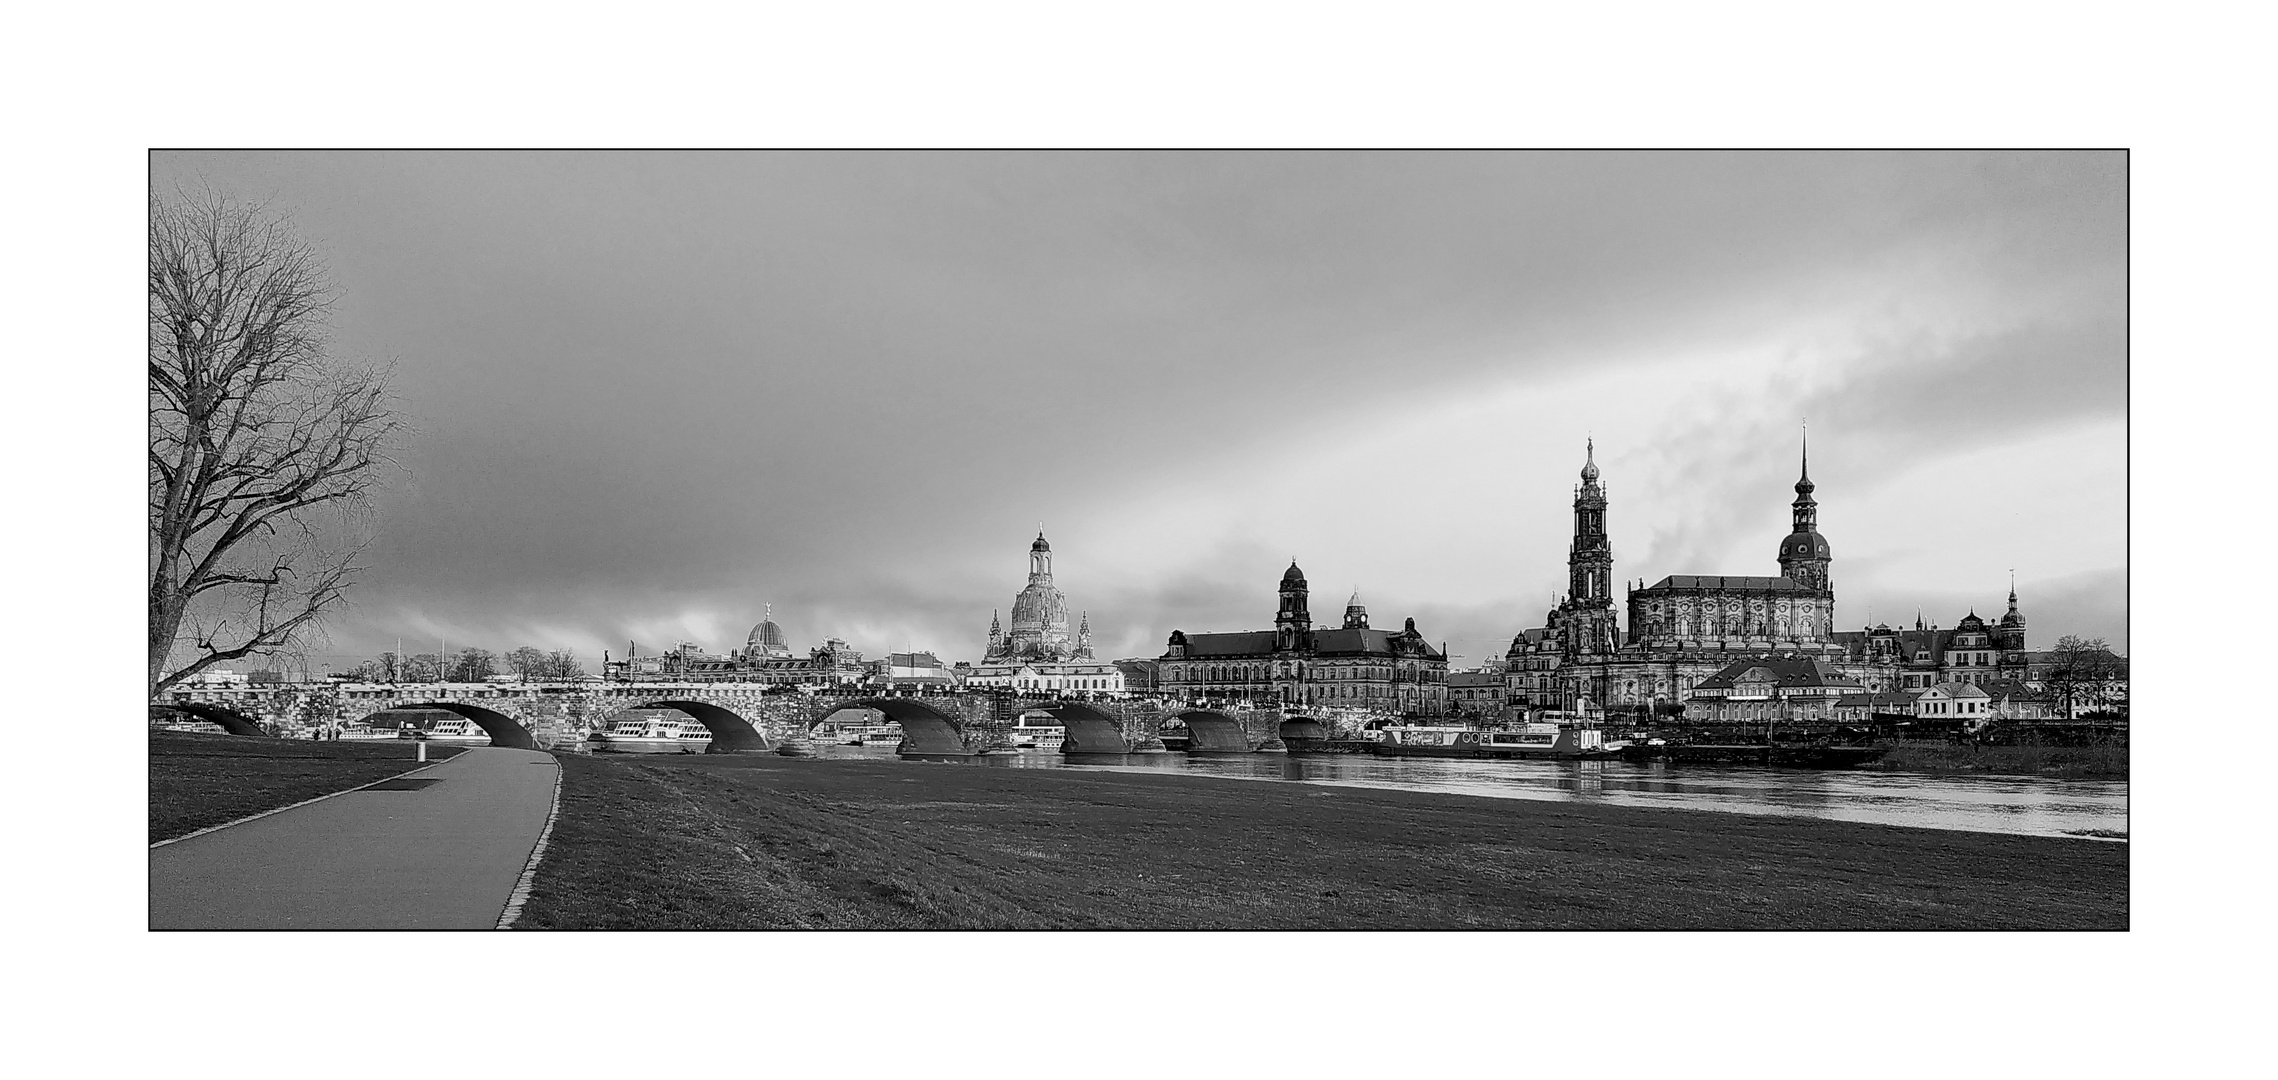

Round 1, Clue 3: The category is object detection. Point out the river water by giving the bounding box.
[810,744,2128,841]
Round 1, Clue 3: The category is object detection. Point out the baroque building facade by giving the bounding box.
[1158,562,1448,715]
[1509,434,1877,716]
[1507,435,2047,721]
[965,532,1126,695]
[599,605,869,686]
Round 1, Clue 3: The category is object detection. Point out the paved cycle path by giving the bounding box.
[150,747,559,930]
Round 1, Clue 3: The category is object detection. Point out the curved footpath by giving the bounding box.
[150,747,560,930]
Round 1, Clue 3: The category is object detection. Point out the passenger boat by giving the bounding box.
[1369,726,1483,758]
[587,715,712,754]
[851,725,903,748]
[1009,714,1066,751]
[1478,723,1608,759]
[158,719,228,735]
[336,722,401,741]
[400,716,494,746]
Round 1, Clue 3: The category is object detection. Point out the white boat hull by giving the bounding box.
[590,735,709,754]
[407,734,493,746]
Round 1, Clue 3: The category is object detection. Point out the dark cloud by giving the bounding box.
[152,151,2127,667]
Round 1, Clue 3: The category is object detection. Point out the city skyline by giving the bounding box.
[151,151,2127,671]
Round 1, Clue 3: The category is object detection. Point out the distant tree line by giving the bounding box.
[2039,635,2128,718]
[343,645,583,682]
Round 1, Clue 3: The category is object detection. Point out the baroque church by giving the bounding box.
[964,532,1124,694]
[1508,433,2035,717]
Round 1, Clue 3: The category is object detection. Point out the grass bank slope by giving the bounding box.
[517,754,2127,930]
[1865,743,2128,780]
[149,732,464,843]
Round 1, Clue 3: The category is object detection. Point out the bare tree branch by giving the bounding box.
[149,188,408,700]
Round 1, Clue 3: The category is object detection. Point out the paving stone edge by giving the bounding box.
[495,755,565,930]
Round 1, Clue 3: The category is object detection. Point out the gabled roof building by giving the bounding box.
[1159,561,1449,715]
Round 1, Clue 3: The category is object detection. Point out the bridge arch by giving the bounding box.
[392,702,540,750]
[155,702,268,737]
[634,700,772,753]
[816,698,972,756]
[1030,702,1132,754]
[1175,709,1256,754]
[1278,717,1328,742]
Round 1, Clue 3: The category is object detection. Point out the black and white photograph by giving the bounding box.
[142,148,2132,936]
[21,8,2269,1077]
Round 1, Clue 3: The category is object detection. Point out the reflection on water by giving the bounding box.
[809,744,2127,840]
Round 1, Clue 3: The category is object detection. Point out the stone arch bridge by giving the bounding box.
[309,683,1306,755]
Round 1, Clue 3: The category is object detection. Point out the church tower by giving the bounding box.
[1558,440,1619,657]
[1343,588,1369,630]
[1995,575,2028,653]
[1777,425,1833,595]
[1570,439,1613,607]
[1275,560,1312,652]
[1074,611,1095,659]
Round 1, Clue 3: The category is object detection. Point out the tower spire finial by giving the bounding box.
[1800,417,1810,481]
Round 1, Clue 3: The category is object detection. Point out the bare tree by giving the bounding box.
[449,647,497,682]
[149,190,405,699]
[505,646,550,681]
[542,649,584,681]
[2040,635,2124,718]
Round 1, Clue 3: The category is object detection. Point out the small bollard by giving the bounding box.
[418,738,427,763]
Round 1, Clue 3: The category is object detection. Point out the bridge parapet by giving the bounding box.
[330,683,1224,754]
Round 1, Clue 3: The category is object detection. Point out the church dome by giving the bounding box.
[748,618,785,649]
[1031,533,1051,553]
[1780,531,1831,561]
[1580,439,1600,483]
[1010,582,1068,628]
[1283,561,1306,586]
[1999,609,2027,628]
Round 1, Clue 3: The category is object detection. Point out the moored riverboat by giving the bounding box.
[1479,723,1610,760]
[336,722,402,741]
[588,715,712,754]
[1370,726,1484,758]
[158,719,230,736]
[400,716,493,746]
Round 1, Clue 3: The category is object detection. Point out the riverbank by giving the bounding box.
[514,752,2127,930]
[1862,743,2128,780]
[149,731,465,843]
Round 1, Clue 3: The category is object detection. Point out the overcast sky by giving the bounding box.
[153,151,2126,670]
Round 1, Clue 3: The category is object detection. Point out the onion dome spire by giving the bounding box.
[1580,437,1600,483]
[1795,420,1815,499]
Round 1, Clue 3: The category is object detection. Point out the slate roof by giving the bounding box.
[1924,682,1991,698]
[1639,574,1814,593]
[1973,679,2049,701]
[1177,631,1278,657]
[1835,692,1921,708]
[1690,656,1867,692]
[1172,627,1444,660]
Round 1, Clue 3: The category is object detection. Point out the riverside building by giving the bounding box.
[1158,564,1449,715]
[1507,434,2061,720]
